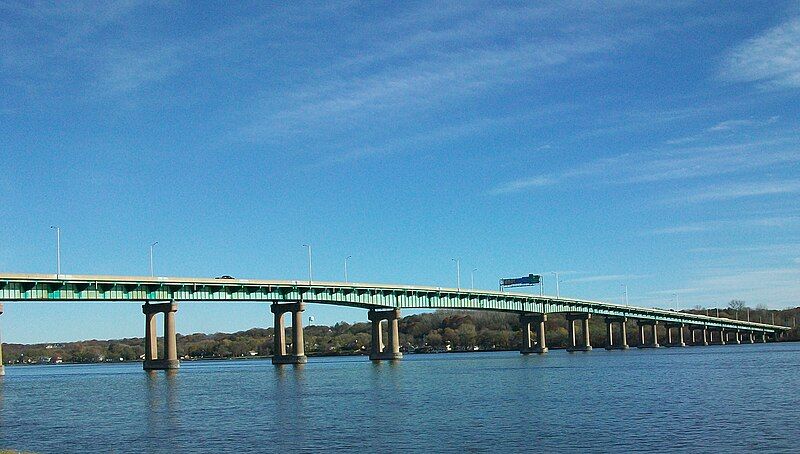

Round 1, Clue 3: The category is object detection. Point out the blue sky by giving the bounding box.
[1,1,799,343]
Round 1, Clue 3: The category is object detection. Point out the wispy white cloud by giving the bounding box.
[241,36,623,141]
[647,216,799,235]
[686,267,800,309]
[567,138,800,184]
[566,274,649,284]
[489,176,554,195]
[680,180,800,203]
[492,135,800,197]
[707,116,779,132]
[688,243,800,256]
[720,17,800,88]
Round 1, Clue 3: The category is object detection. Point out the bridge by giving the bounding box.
[0,273,789,373]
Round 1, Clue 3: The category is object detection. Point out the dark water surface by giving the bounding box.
[1,343,798,453]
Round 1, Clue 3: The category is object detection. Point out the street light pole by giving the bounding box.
[471,268,477,290]
[344,255,351,283]
[451,258,460,290]
[303,244,313,284]
[673,293,678,311]
[622,284,629,306]
[149,241,158,277]
[50,226,61,276]
[552,271,560,298]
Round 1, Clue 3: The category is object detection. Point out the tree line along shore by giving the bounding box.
[4,304,798,365]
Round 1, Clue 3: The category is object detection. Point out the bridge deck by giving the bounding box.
[0,273,788,334]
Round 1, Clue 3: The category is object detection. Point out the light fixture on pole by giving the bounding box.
[471,268,477,290]
[302,244,313,284]
[451,258,461,290]
[49,225,61,276]
[149,241,158,277]
[621,283,629,306]
[344,255,352,283]
[551,271,560,298]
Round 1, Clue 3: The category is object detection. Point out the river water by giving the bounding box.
[1,343,798,453]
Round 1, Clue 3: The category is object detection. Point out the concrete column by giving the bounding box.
[0,303,4,377]
[733,330,741,345]
[605,317,628,350]
[369,308,402,361]
[566,314,591,352]
[273,310,286,356]
[521,313,548,354]
[271,302,307,364]
[142,302,179,370]
[370,311,383,355]
[144,312,157,361]
[773,331,781,342]
[650,323,660,348]
[164,308,177,361]
[761,332,767,343]
[702,327,709,346]
[567,319,576,350]
[388,314,400,357]
[292,304,305,357]
[521,317,532,351]
[582,317,591,349]
[638,324,646,346]
[620,320,629,349]
[666,326,673,345]
[748,332,754,344]
[720,329,726,345]
[677,324,685,347]
[537,316,548,353]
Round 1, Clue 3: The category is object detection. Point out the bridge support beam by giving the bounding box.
[761,332,767,343]
[637,320,660,348]
[665,323,686,347]
[520,313,547,354]
[0,303,4,376]
[566,314,591,352]
[604,317,628,350]
[719,329,727,345]
[369,309,402,361]
[733,329,741,344]
[271,302,307,365]
[142,302,179,370]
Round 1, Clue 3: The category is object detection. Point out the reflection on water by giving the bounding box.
[1,345,800,452]
[145,369,180,446]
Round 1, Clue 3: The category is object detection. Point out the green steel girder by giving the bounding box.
[0,273,789,334]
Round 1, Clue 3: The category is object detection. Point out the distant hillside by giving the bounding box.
[4,306,798,365]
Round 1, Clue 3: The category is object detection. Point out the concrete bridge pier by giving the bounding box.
[271,302,307,365]
[142,302,180,370]
[747,332,754,344]
[733,330,741,344]
[369,309,403,361]
[719,329,727,345]
[520,313,548,354]
[604,317,628,350]
[0,303,4,376]
[566,314,591,352]
[773,331,781,342]
[665,323,686,347]
[637,320,660,348]
[761,332,767,343]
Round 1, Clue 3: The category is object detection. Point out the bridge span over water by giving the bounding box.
[0,273,790,373]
